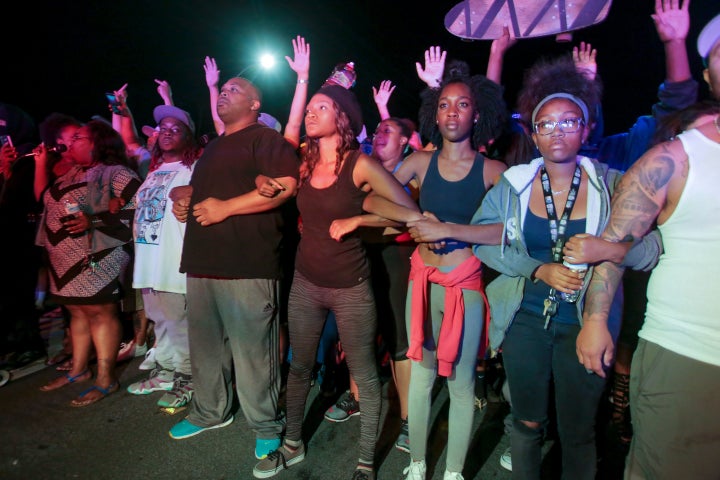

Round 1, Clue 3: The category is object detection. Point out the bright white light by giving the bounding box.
[259,53,275,70]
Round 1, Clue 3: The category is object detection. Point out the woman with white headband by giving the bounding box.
[470,55,658,480]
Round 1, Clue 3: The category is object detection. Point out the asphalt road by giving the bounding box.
[0,314,627,480]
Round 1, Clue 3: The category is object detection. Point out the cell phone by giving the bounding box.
[0,134,13,148]
[105,92,122,115]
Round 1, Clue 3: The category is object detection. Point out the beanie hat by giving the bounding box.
[316,85,364,137]
[153,105,195,133]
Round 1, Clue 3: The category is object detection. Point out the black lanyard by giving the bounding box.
[540,163,582,327]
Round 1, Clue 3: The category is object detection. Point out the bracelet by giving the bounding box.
[90,215,104,228]
[297,79,308,84]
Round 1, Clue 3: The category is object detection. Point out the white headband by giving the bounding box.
[531,93,590,126]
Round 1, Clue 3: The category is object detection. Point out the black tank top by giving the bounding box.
[295,150,370,288]
[419,149,487,224]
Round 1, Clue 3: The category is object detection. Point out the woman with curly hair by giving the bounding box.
[37,120,141,406]
[364,52,509,480]
[471,54,616,479]
[253,84,419,480]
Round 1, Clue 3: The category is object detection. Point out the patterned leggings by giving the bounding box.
[284,271,381,464]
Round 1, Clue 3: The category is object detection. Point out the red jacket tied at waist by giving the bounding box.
[407,249,489,377]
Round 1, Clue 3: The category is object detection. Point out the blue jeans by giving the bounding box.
[502,310,606,480]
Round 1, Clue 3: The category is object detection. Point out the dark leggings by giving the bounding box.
[284,271,381,465]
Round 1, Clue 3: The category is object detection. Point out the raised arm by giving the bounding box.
[111,83,143,152]
[283,35,310,148]
[486,25,517,85]
[572,41,598,81]
[155,79,174,106]
[204,56,224,136]
[652,0,691,83]
[372,80,396,120]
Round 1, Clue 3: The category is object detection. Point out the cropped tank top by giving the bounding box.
[419,150,487,224]
[295,150,370,288]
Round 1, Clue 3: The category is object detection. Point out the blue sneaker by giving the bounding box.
[255,437,281,459]
[168,416,233,440]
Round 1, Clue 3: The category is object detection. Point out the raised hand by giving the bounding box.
[652,0,690,43]
[572,42,597,81]
[113,83,129,105]
[204,56,220,88]
[154,79,173,105]
[415,46,446,88]
[372,80,396,110]
[285,35,310,79]
[490,25,517,58]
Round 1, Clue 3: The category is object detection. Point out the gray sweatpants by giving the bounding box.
[185,277,284,440]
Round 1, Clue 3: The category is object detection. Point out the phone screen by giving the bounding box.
[105,93,122,114]
[0,135,13,148]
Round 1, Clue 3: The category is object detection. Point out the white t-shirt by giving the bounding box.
[132,160,195,294]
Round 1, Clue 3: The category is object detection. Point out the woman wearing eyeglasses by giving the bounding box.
[471,56,621,480]
[37,120,141,407]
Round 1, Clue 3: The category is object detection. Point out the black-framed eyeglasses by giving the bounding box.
[533,118,585,136]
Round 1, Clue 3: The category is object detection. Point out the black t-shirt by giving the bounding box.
[180,124,299,279]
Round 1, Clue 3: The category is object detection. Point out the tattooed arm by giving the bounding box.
[577,139,687,376]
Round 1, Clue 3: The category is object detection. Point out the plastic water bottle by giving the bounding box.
[559,260,588,303]
[61,198,82,237]
[61,198,80,221]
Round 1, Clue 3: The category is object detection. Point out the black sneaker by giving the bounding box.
[395,417,410,453]
[2,349,46,369]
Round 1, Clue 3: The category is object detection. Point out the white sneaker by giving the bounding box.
[499,446,512,471]
[126,368,174,395]
[117,340,147,362]
[139,347,156,370]
[443,470,464,480]
[403,460,426,480]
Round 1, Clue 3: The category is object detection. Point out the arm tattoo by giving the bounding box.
[584,260,624,323]
[603,149,671,242]
[588,143,674,324]
[638,150,674,196]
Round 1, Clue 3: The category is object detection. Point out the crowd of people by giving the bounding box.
[1,2,719,479]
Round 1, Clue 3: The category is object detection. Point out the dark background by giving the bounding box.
[3,1,716,141]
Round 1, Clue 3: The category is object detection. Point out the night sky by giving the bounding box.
[3,1,716,142]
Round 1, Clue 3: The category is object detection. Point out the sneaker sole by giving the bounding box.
[394,437,410,453]
[323,410,360,423]
[252,450,306,478]
[169,416,234,440]
[499,456,512,471]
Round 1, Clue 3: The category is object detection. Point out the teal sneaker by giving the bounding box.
[255,437,281,459]
[168,416,233,440]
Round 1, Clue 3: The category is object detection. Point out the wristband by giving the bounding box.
[297,79,308,84]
